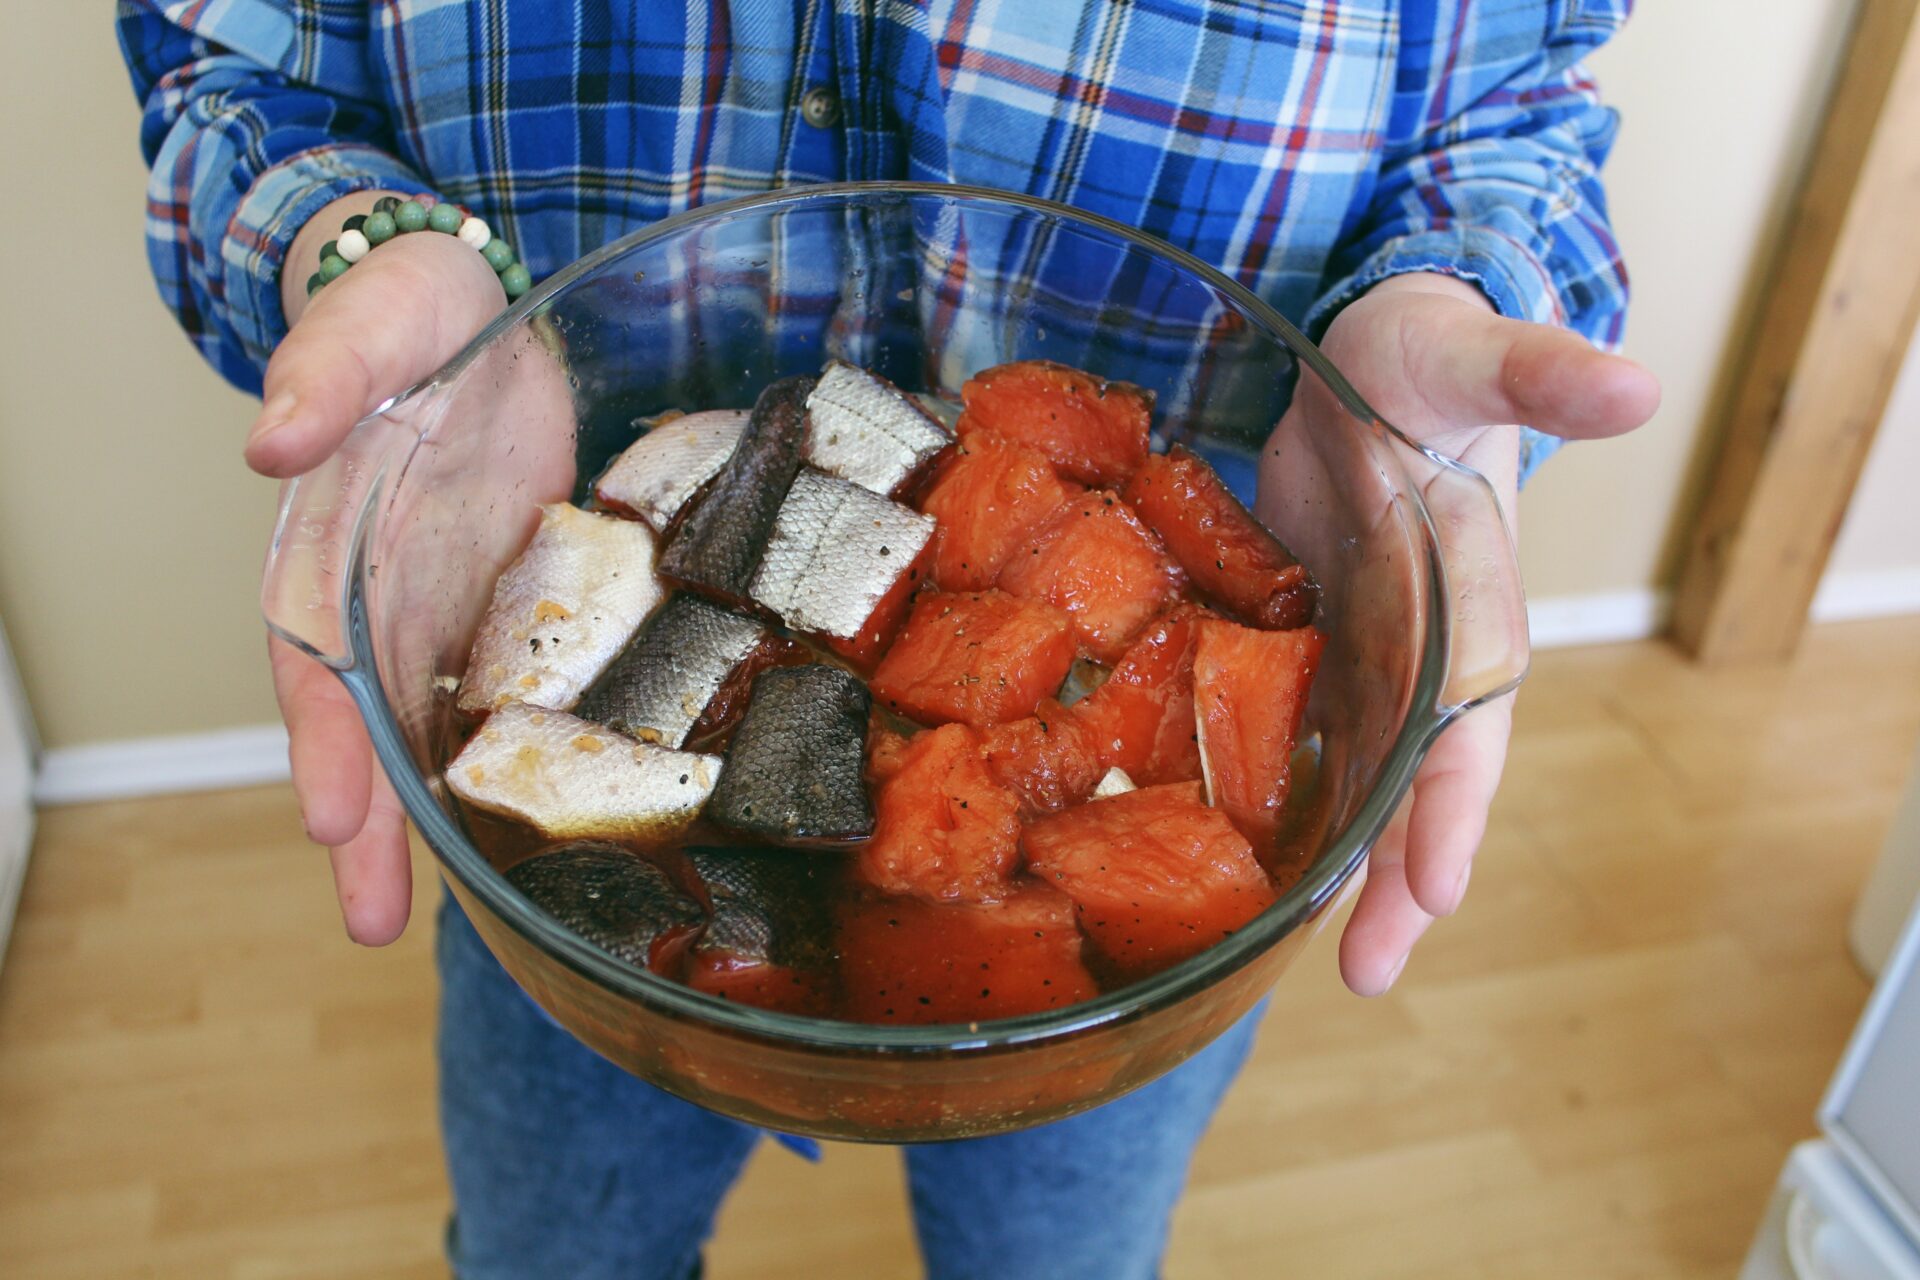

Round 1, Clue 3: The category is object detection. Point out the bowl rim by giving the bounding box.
[344,180,1455,1055]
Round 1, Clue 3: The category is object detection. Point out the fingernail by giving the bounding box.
[1449,860,1473,913]
[249,390,298,448]
[1383,953,1409,991]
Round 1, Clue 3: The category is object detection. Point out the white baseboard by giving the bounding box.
[1523,566,1920,651]
[1812,567,1920,623]
[1527,589,1670,649]
[34,724,290,807]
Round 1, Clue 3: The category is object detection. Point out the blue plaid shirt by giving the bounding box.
[120,0,1634,479]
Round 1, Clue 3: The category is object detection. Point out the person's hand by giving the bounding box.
[1293,273,1659,996]
[253,195,507,945]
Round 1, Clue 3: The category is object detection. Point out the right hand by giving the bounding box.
[252,195,506,945]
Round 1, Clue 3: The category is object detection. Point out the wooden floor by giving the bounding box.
[2,618,1916,1279]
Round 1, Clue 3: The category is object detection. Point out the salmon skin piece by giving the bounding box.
[1024,782,1278,982]
[659,374,814,607]
[685,845,837,1014]
[995,491,1186,663]
[868,590,1079,728]
[1070,604,1212,785]
[447,701,722,844]
[687,845,836,970]
[707,664,875,847]
[917,431,1077,592]
[747,468,936,643]
[575,594,769,748]
[505,843,706,972]
[1123,446,1317,630]
[594,409,750,531]
[860,723,1023,904]
[1192,619,1326,844]
[836,883,1100,1025]
[957,360,1152,487]
[458,503,668,715]
[803,360,952,497]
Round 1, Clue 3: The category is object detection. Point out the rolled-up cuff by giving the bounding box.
[223,143,436,379]
[1302,226,1570,487]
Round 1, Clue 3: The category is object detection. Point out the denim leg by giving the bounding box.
[903,1001,1267,1280]
[436,891,761,1280]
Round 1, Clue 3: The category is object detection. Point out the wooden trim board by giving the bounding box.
[1671,0,1920,662]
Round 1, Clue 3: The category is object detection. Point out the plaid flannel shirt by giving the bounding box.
[119,0,1635,481]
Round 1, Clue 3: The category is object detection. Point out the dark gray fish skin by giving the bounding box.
[686,846,835,971]
[505,843,706,971]
[575,595,767,748]
[708,664,874,847]
[659,375,815,606]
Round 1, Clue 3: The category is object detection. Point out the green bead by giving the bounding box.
[500,263,532,299]
[363,211,397,245]
[342,213,367,233]
[395,200,429,233]
[428,202,462,234]
[481,238,515,272]
[306,272,323,296]
[318,254,350,283]
[373,195,401,215]
[319,239,338,263]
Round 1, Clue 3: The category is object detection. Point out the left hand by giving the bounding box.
[1298,273,1659,995]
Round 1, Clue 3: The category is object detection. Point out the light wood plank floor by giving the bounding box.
[3,618,1916,1279]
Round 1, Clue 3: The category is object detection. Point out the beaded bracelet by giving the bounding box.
[306,195,532,300]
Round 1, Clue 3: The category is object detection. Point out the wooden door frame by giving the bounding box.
[1670,0,1920,663]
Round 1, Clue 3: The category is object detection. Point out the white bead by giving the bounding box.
[336,229,371,263]
[457,217,492,250]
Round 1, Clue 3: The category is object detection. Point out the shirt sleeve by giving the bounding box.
[117,1,437,394]
[1303,0,1634,484]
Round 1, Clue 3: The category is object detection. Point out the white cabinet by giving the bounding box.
[0,619,35,971]
[1743,799,1920,1280]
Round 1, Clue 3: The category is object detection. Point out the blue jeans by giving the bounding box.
[437,892,1263,1280]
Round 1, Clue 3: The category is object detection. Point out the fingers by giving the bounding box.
[1389,292,1661,442]
[1338,801,1433,996]
[1402,696,1513,918]
[246,230,505,479]
[1338,694,1514,995]
[270,635,413,944]
[270,636,373,848]
[327,762,414,946]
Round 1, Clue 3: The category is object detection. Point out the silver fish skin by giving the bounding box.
[594,409,750,531]
[574,594,768,748]
[457,504,668,714]
[803,361,951,496]
[447,701,722,843]
[748,468,935,640]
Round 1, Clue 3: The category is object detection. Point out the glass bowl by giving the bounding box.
[263,182,1528,1142]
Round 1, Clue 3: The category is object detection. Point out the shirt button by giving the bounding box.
[800,85,841,129]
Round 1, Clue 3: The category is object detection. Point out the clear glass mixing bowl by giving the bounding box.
[263,182,1528,1141]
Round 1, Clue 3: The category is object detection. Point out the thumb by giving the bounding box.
[1393,291,1661,441]
[245,230,505,479]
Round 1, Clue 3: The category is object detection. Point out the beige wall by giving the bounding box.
[0,10,282,748]
[1,5,1912,751]
[1518,0,1866,594]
